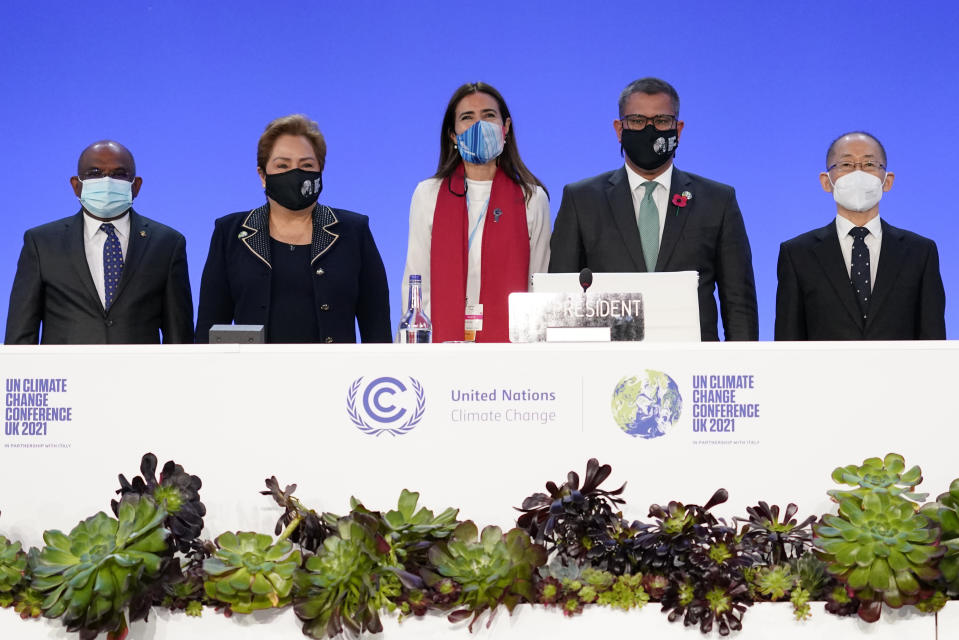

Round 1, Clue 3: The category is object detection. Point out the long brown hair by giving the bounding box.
[434,82,548,202]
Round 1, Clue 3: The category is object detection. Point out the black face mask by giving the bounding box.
[621,125,679,171]
[264,168,323,210]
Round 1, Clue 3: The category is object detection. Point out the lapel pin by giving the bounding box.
[139,230,147,238]
[238,231,249,239]
[493,208,503,222]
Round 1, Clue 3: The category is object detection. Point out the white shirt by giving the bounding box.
[83,212,131,309]
[625,162,672,244]
[835,215,881,291]
[401,177,551,323]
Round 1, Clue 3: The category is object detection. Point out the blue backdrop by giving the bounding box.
[2,1,957,340]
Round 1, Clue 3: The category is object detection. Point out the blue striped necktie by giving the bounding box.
[101,223,124,310]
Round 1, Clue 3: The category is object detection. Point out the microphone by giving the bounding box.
[579,268,593,294]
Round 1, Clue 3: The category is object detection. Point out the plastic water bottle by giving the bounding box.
[398,275,432,343]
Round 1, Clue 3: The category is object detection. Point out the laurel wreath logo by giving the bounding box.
[347,377,425,436]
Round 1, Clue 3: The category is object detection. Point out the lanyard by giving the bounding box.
[467,196,491,253]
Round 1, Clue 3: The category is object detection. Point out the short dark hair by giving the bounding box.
[618,77,680,117]
[257,114,327,172]
[826,131,887,168]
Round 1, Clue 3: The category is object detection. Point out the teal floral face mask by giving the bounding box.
[455,120,505,165]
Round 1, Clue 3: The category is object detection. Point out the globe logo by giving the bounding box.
[611,371,682,439]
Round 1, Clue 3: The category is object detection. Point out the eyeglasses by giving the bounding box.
[621,114,677,131]
[827,160,886,176]
[79,168,134,181]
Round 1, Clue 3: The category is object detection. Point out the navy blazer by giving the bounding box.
[195,203,391,343]
[5,209,193,344]
[548,166,758,341]
[775,219,946,340]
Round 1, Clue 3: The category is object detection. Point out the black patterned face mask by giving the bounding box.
[265,168,323,210]
[621,125,678,171]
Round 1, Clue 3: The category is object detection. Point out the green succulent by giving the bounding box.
[31,497,169,638]
[595,573,649,611]
[814,491,943,611]
[294,514,392,638]
[790,587,811,620]
[920,477,959,594]
[427,521,546,624]
[828,453,927,503]
[14,587,44,619]
[580,567,615,590]
[203,531,301,613]
[753,564,795,601]
[379,489,459,540]
[0,534,28,605]
[352,489,459,570]
[791,552,831,598]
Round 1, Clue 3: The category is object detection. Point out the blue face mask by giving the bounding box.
[79,177,133,219]
[455,120,505,165]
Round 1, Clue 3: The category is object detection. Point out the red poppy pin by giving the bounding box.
[672,191,692,209]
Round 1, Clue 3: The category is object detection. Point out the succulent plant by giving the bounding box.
[698,579,749,635]
[921,477,959,594]
[261,477,334,553]
[352,488,459,574]
[0,534,28,606]
[31,496,169,639]
[824,584,860,617]
[114,453,206,553]
[13,587,44,619]
[814,491,942,620]
[752,564,794,601]
[790,549,832,599]
[737,502,816,565]
[594,573,649,610]
[203,531,301,614]
[294,513,391,638]
[828,453,927,503]
[426,521,546,628]
[790,587,811,620]
[629,488,730,575]
[517,459,636,573]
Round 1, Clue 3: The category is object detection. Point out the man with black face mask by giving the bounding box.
[548,77,758,341]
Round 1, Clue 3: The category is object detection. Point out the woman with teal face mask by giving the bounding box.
[400,82,550,343]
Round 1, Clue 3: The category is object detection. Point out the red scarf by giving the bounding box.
[430,164,530,342]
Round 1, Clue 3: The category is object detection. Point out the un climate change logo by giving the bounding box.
[611,371,682,439]
[347,376,425,436]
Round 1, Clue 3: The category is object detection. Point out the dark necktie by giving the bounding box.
[849,226,870,321]
[101,223,124,310]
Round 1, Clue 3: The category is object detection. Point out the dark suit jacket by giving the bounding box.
[195,204,391,344]
[5,209,194,344]
[775,219,946,340]
[548,166,758,341]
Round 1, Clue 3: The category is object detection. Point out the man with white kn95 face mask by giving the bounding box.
[775,131,945,340]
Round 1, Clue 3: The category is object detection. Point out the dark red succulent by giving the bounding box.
[113,453,206,554]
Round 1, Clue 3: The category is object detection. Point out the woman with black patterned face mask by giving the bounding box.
[400,82,550,343]
[196,114,391,344]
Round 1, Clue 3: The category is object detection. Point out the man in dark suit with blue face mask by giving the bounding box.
[5,140,194,344]
[548,77,758,341]
[775,132,945,340]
